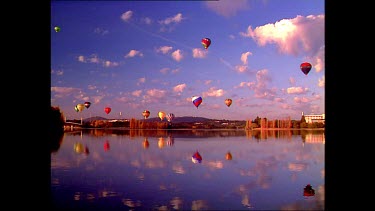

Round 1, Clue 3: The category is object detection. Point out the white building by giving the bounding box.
[302,112,325,124]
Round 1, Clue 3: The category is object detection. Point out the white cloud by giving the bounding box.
[156,46,173,54]
[286,86,309,94]
[318,75,325,88]
[241,51,252,65]
[240,15,324,63]
[132,90,142,97]
[203,87,225,97]
[205,0,250,18]
[121,10,133,22]
[171,49,183,62]
[125,50,144,58]
[159,13,183,25]
[192,48,207,58]
[173,84,187,93]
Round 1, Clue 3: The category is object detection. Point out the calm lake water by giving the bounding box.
[50,129,325,210]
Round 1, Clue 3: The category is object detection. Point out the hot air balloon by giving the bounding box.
[54,26,61,32]
[201,38,211,49]
[74,106,79,112]
[84,102,91,109]
[142,110,151,119]
[225,99,232,107]
[166,113,175,122]
[158,111,166,121]
[104,107,111,114]
[300,62,312,75]
[192,150,202,163]
[303,184,315,196]
[192,96,202,108]
[76,104,85,112]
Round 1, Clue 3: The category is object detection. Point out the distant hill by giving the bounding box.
[82,116,217,123]
[144,116,213,123]
[83,116,108,122]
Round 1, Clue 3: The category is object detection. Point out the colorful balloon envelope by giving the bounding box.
[303,184,315,196]
[225,98,232,107]
[300,62,312,75]
[84,102,91,109]
[192,151,202,163]
[54,26,61,32]
[104,107,111,114]
[74,106,79,112]
[142,110,150,119]
[192,96,202,108]
[201,38,211,49]
[166,113,175,122]
[158,111,166,121]
[76,104,85,112]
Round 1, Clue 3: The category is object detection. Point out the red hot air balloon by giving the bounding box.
[201,38,211,49]
[84,102,91,109]
[300,62,312,75]
[142,110,150,119]
[104,107,111,114]
[303,184,315,196]
[192,96,203,108]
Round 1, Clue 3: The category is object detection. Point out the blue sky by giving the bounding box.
[51,0,325,121]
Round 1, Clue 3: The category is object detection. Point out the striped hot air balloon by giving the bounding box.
[166,113,175,122]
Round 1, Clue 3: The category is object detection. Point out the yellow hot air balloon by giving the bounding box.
[158,111,166,121]
[225,99,232,107]
[76,103,85,112]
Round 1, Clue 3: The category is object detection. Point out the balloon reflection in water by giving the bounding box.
[158,137,165,149]
[225,151,232,160]
[303,184,315,197]
[143,138,150,149]
[167,136,174,146]
[73,142,89,155]
[192,151,202,163]
[104,140,110,151]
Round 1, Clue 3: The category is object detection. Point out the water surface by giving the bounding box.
[51,129,325,210]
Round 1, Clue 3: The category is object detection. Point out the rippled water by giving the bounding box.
[50,129,324,210]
